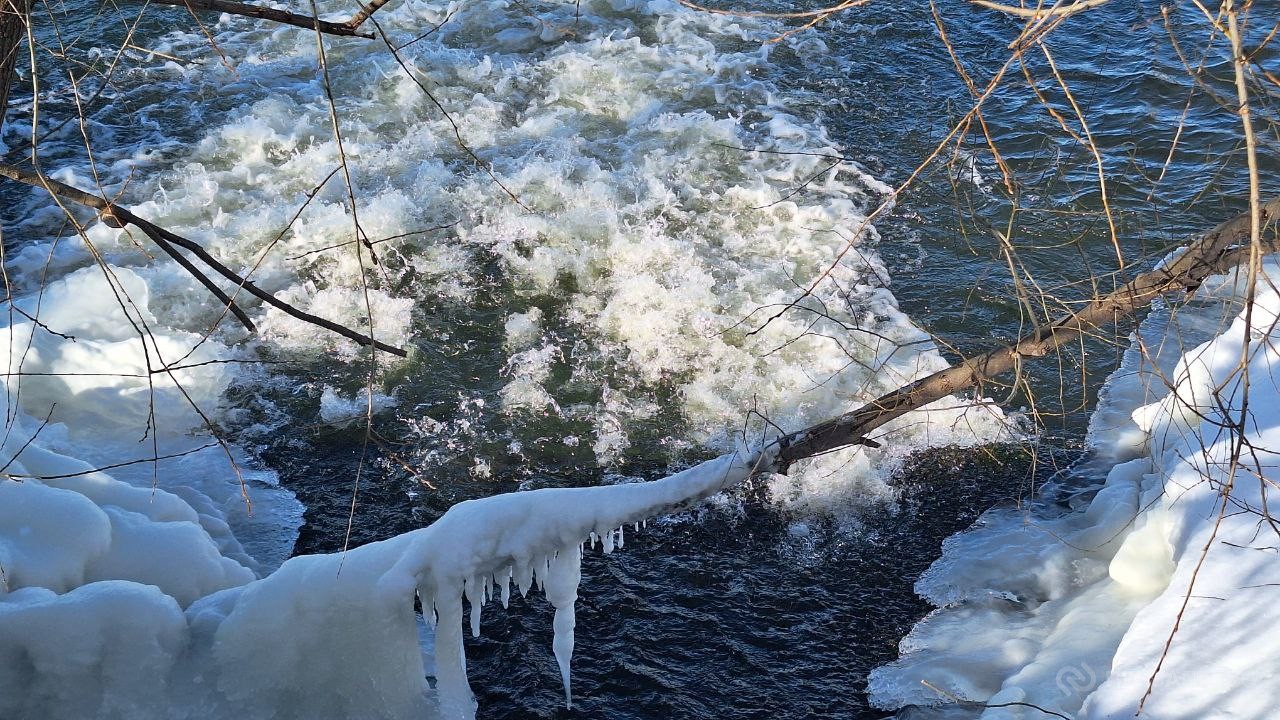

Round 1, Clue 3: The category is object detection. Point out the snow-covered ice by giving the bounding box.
[870,264,1280,718]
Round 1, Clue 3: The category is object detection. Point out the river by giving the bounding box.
[1,0,1274,717]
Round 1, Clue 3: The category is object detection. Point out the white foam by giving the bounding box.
[319,386,398,426]
[15,0,1006,498]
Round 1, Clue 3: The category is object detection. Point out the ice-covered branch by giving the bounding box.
[396,448,772,713]
[205,448,774,720]
[2,444,772,719]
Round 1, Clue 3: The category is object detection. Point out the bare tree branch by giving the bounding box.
[148,0,374,38]
[776,198,1280,470]
[0,162,410,356]
[143,0,431,41]
[969,0,1111,21]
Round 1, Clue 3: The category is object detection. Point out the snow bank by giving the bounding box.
[869,266,1280,718]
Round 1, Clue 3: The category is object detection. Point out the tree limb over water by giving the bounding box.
[144,0,409,39]
[969,0,1110,21]
[148,0,371,37]
[0,162,410,357]
[775,198,1280,472]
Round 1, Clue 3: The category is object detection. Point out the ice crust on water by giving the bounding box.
[869,264,1280,719]
[0,263,300,717]
[0,265,299,579]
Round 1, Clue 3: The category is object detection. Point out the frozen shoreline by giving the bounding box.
[871,265,1280,719]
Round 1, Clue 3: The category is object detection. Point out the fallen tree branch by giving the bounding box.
[145,0,413,40]
[775,198,1280,471]
[343,0,397,32]
[0,163,410,357]
[0,165,258,332]
[969,0,1110,20]
[148,0,374,38]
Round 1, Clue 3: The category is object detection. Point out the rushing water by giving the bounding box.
[1,0,1275,717]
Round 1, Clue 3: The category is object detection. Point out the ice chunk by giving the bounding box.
[0,581,187,720]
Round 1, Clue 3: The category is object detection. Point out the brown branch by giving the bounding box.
[776,198,1280,470]
[0,163,410,357]
[342,0,397,31]
[144,0,420,40]
[674,0,869,20]
[142,220,259,332]
[0,164,258,332]
[148,0,374,38]
[969,0,1110,20]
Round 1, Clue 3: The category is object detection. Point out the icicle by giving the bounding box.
[633,522,639,532]
[500,567,512,609]
[589,531,597,549]
[515,560,534,597]
[433,592,476,719]
[616,525,624,549]
[369,450,767,716]
[464,576,482,638]
[483,574,491,604]
[534,555,549,592]
[544,542,582,709]
[642,519,647,529]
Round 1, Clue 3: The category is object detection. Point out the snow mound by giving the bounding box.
[870,266,1280,719]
